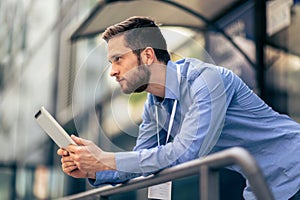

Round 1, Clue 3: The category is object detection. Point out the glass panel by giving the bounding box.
[207,1,257,91]
[266,1,300,122]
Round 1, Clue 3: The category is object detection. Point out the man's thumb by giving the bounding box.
[71,135,89,146]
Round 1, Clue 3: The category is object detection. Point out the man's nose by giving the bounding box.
[110,64,119,77]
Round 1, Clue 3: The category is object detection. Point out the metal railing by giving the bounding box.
[58,147,274,200]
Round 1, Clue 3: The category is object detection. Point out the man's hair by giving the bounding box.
[102,16,170,64]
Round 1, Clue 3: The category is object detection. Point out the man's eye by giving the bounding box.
[113,56,122,63]
[109,55,122,64]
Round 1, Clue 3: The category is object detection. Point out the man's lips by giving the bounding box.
[116,77,125,83]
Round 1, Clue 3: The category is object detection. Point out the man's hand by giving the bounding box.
[57,148,92,178]
[57,135,116,179]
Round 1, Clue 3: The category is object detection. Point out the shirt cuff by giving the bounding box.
[88,170,139,186]
[115,151,141,173]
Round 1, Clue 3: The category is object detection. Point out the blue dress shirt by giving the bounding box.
[90,58,300,200]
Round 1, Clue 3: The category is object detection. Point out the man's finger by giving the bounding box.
[62,159,77,170]
[63,165,78,174]
[57,148,69,156]
[61,156,74,163]
[71,135,91,146]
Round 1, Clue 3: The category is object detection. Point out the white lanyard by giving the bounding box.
[156,65,181,145]
[149,65,181,200]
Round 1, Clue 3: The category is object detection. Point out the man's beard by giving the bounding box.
[122,60,151,94]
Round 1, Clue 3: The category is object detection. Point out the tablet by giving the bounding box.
[35,106,77,148]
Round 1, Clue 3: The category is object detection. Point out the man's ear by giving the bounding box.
[142,47,155,65]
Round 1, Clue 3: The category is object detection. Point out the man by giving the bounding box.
[58,16,300,199]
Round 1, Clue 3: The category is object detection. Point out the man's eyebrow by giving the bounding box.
[108,50,132,62]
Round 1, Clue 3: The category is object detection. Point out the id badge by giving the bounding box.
[148,181,172,200]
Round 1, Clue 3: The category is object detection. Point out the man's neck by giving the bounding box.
[145,62,167,98]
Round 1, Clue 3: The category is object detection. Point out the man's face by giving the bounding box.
[108,35,150,94]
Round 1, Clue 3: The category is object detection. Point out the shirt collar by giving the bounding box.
[164,60,180,101]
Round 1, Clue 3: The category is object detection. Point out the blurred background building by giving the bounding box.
[0,0,299,199]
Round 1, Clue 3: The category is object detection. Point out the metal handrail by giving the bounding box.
[58,147,274,200]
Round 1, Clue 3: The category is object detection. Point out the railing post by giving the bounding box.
[199,166,219,200]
